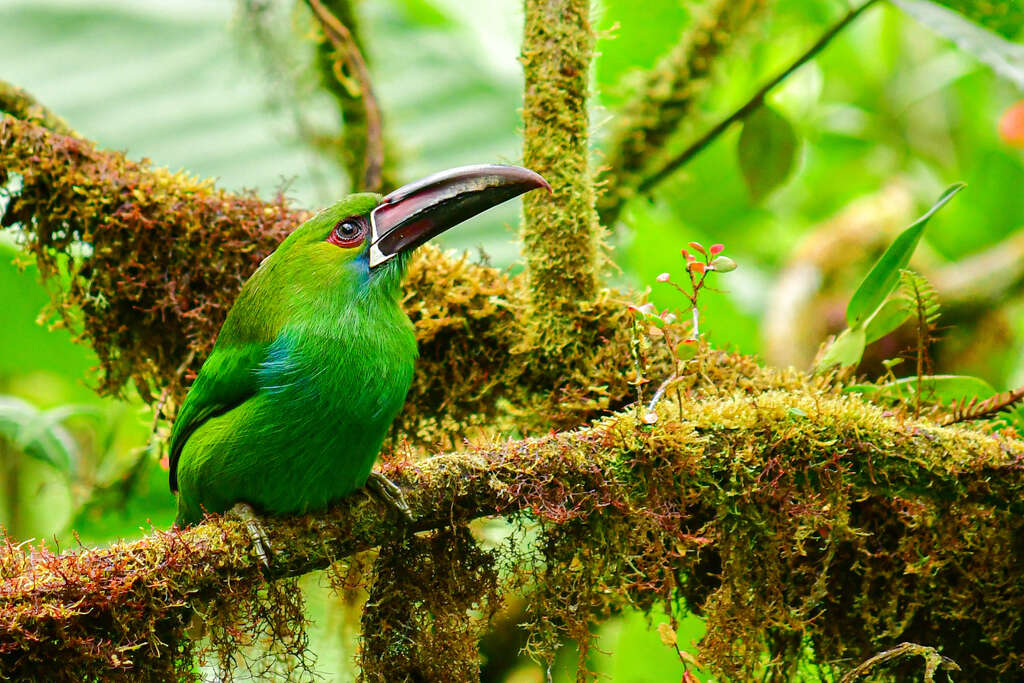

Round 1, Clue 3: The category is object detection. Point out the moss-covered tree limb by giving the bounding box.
[520,0,601,354]
[2,387,1022,679]
[0,113,303,405]
[596,0,769,227]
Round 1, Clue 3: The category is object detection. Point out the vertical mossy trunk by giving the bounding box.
[520,0,600,353]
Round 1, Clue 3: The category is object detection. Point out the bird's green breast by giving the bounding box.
[172,269,417,525]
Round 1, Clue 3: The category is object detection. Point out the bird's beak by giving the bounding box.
[368,164,550,269]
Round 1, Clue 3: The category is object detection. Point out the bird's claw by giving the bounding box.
[230,502,273,570]
[366,471,414,522]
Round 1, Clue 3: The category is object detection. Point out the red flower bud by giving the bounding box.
[999,100,1024,149]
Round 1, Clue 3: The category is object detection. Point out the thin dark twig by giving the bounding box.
[638,0,880,195]
[306,0,384,192]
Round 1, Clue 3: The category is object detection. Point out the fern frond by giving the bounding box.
[899,269,941,327]
[898,269,941,419]
[942,386,1024,425]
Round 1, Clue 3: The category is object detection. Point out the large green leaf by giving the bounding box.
[893,0,1024,90]
[738,105,799,201]
[845,183,964,327]
[864,297,912,344]
[819,326,867,369]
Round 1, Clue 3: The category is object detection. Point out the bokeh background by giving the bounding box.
[2,0,1022,679]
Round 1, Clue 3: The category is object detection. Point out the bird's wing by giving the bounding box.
[168,341,268,492]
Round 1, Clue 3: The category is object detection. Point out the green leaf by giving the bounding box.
[737,105,799,202]
[675,340,698,361]
[864,297,912,344]
[0,396,79,477]
[893,0,1024,90]
[817,326,867,370]
[845,183,965,327]
[844,375,997,403]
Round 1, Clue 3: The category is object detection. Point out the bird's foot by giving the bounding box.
[366,471,414,522]
[230,502,273,570]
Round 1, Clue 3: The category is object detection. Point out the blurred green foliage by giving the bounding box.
[1,0,1022,679]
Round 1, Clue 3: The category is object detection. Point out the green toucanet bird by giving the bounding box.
[169,165,549,527]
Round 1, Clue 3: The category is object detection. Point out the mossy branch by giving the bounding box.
[597,0,769,227]
[2,389,1022,679]
[520,0,601,354]
[4,83,1024,680]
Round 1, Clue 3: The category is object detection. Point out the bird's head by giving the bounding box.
[269,165,549,299]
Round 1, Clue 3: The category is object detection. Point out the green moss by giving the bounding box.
[357,527,501,681]
[520,0,601,355]
[0,80,76,136]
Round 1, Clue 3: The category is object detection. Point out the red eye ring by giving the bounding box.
[328,218,366,248]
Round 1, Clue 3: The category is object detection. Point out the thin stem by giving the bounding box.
[638,0,880,196]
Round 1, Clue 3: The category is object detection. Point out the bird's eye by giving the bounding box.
[328,218,366,248]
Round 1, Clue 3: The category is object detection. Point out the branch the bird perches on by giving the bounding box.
[3,386,1022,679]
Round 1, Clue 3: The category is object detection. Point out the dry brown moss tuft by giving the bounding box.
[0,114,303,405]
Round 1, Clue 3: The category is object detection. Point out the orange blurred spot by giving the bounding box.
[999,100,1024,148]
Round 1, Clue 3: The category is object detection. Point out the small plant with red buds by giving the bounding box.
[657,241,736,341]
[631,241,738,423]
